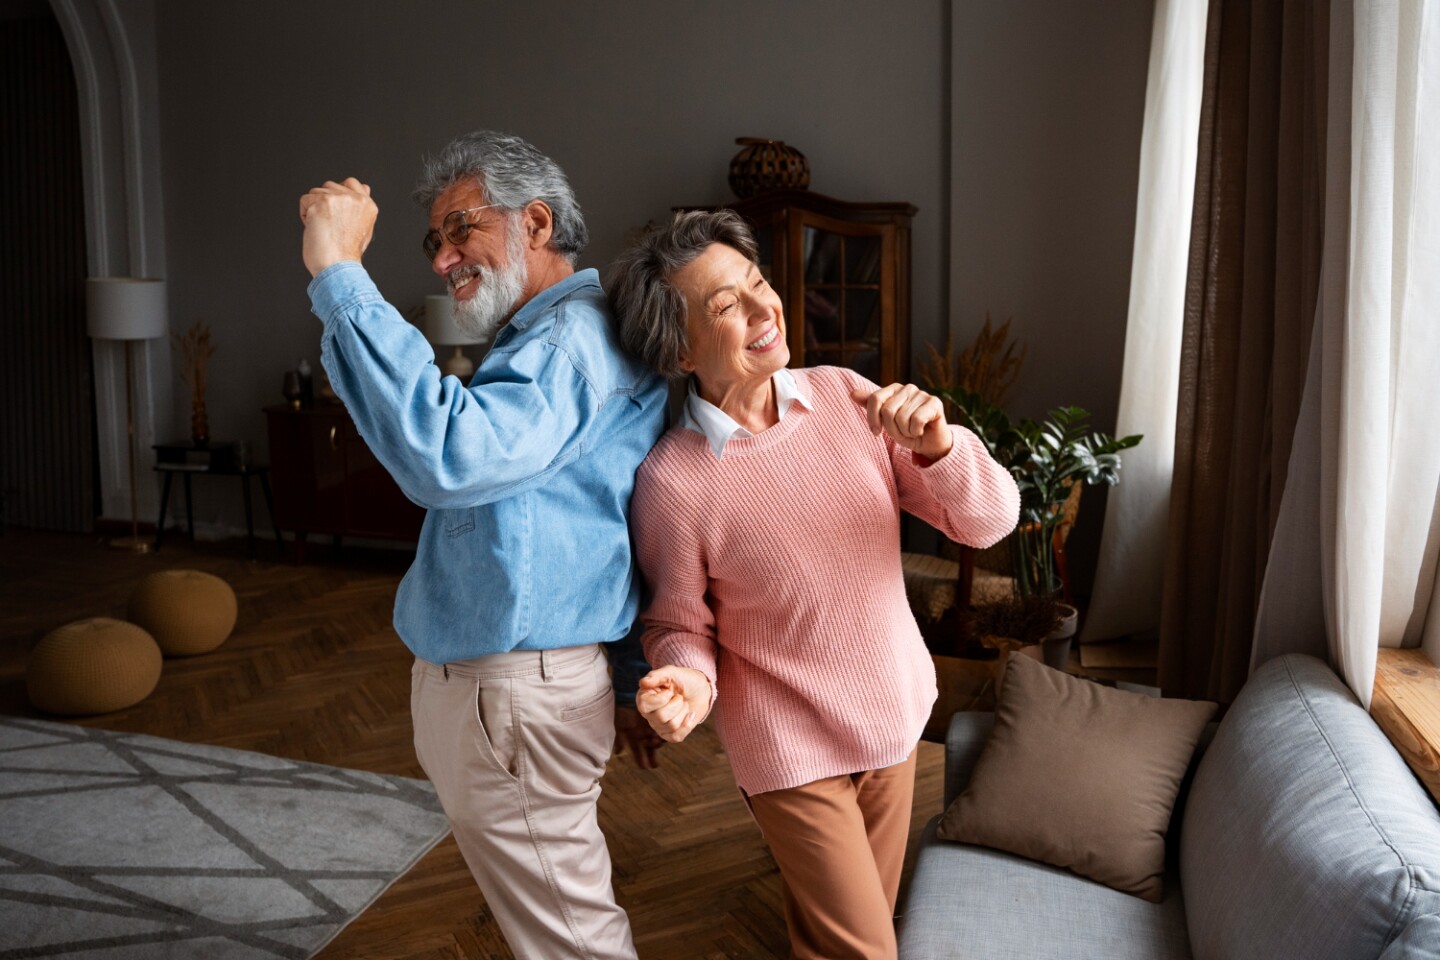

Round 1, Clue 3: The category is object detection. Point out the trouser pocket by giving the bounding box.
[411,659,522,796]
[475,675,519,780]
[526,649,615,796]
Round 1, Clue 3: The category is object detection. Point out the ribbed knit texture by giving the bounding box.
[632,366,1020,794]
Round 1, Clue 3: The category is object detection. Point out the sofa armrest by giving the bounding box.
[944,712,995,808]
[1378,914,1440,960]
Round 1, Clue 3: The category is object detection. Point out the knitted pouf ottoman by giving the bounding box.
[27,617,163,715]
[128,569,237,657]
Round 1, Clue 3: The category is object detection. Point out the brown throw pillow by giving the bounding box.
[936,651,1216,901]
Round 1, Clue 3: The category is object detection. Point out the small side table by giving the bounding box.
[153,441,283,559]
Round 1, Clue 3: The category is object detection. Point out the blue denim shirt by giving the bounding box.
[308,263,666,682]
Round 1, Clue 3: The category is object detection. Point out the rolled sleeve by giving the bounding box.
[307,260,376,324]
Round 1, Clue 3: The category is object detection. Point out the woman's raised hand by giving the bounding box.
[850,383,954,462]
[636,665,712,743]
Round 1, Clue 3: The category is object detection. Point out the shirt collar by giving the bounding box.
[680,368,812,460]
[503,268,601,333]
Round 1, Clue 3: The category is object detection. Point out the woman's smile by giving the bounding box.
[746,325,781,351]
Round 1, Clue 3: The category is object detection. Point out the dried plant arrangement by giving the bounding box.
[956,313,1026,406]
[918,335,967,422]
[173,322,215,444]
[919,313,1028,419]
[918,335,959,395]
[972,592,1067,647]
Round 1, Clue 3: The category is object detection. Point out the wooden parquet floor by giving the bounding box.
[0,529,944,959]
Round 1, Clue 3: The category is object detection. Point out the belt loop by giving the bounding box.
[541,650,552,682]
[443,663,450,680]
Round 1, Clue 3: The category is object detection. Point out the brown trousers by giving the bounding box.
[746,748,919,960]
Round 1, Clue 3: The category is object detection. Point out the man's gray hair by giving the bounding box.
[413,130,588,263]
[607,210,758,379]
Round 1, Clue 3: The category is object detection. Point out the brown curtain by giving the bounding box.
[1158,0,1328,704]
[0,9,92,532]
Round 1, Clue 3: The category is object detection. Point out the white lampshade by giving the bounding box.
[87,278,168,340]
[423,294,482,346]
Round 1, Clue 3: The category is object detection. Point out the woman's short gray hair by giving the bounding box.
[413,130,588,264]
[607,209,759,378]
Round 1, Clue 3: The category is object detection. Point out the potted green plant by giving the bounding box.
[941,387,1142,666]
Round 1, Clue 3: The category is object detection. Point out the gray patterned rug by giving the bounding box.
[0,716,450,959]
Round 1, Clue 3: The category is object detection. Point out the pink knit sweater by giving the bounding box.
[631,367,1020,795]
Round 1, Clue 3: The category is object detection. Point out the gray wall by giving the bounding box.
[949,0,1153,586]
[145,0,1152,576]
[153,0,950,533]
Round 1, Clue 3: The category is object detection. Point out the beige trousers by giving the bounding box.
[411,644,636,960]
[746,748,919,960]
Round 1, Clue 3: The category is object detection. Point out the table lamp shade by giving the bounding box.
[86,278,168,340]
[424,294,482,346]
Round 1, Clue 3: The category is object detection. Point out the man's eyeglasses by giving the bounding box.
[422,203,500,261]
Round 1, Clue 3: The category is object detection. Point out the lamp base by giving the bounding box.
[442,346,475,381]
[107,535,152,554]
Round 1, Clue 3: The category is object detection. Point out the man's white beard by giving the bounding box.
[450,218,529,342]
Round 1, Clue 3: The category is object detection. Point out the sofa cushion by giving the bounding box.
[898,817,1193,960]
[935,652,1216,901]
[1181,654,1440,960]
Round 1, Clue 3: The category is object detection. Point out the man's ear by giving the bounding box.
[522,200,554,251]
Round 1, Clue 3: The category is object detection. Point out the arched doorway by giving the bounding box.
[47,0,171,533]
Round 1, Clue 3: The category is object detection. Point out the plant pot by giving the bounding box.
[1050,602,1079,639]
[990,600,1079,685]
[1039,602,1078,670]
[1037,636,1071,671]
[1012,637,1069,669]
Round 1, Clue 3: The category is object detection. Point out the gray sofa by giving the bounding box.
[897,654,1440,959]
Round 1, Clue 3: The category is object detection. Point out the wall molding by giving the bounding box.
[50,0,171,524]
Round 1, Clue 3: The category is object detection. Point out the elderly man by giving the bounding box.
[298,131,666,960]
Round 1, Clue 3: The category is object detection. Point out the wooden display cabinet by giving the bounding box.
[264,403,424,561]
[721,189,917,385]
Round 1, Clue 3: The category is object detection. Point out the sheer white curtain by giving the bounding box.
[1080,0,1208,644]
[1253,0,1440,706]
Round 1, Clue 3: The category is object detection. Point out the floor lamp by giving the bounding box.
[424,294,484,380]
[87,277,168,553]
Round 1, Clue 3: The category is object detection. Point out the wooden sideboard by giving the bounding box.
[264,403,424,561]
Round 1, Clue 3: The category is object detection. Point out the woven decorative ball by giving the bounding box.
[128,569,237,657]
[27,618,162,715]
[728,137,810,198]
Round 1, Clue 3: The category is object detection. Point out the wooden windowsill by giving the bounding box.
[1371,648,1440,805]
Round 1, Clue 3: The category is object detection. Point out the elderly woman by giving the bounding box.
[608,210,1018,960]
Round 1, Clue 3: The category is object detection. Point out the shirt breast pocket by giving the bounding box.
[443,507,475,538]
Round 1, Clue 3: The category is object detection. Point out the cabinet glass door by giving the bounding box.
[798,225,884,383]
